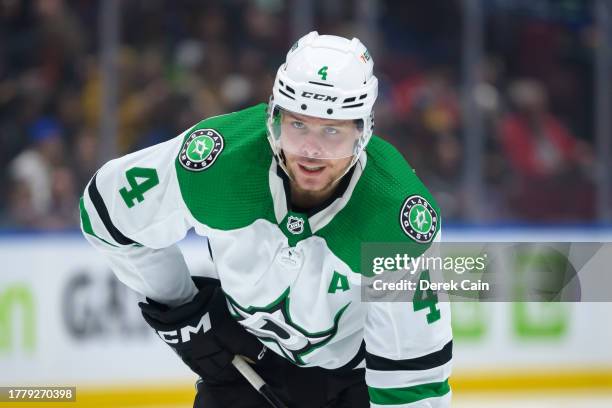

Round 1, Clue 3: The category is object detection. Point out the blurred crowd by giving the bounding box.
[0,0,599,229]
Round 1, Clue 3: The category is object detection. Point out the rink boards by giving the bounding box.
[1,228,611,398]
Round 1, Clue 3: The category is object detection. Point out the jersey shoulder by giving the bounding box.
[80,104,274,248]
[175,103,277,230]
[361,135,441,230]
[318,135,441,275]
[80,133,189,248]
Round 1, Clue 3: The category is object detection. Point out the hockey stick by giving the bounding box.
[231,355,287,408]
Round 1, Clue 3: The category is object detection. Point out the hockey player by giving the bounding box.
[80,32,452,407]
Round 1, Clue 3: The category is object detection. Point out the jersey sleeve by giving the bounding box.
[79,130,198,307]
[364,228,453,408]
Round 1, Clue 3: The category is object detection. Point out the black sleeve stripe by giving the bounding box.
[87,173,136,246]
[207,239,214,260]
[366,340,452,371]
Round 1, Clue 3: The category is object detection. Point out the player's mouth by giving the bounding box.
[297,162,326,175]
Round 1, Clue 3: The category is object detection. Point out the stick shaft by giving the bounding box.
[231,355,287,408]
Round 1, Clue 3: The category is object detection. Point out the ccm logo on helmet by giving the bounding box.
[301,91,338,102]
[156,313,211,344]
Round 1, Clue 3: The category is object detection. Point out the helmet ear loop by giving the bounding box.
[274,108,290,175]
[266,100,292,179]
[279,149,289,171]
[272,145,294,181]
[346,112,374,173]
[266,95,275,115]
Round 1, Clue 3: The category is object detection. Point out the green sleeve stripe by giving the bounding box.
[79,197,94,235]
[368,379,450,405]
[79,197,118,248]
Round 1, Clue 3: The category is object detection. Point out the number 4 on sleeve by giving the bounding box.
[119,167,159,208]
[413,269,441,324]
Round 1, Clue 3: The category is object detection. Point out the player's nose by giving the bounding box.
[298,131,324,158]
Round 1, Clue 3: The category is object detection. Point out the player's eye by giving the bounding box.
[291,121,305,129]
[323,127,339,135]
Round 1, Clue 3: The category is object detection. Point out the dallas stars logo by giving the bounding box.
[225,289,349,366]
[400,195,438,243]
[179,129,224,171]
[413,207,429,231]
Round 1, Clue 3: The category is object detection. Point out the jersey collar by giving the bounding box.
[268,153,367,234]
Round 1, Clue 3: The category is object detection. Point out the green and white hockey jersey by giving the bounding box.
[80,104,452,407]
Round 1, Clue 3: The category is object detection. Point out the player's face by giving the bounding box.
[281,112,357,195]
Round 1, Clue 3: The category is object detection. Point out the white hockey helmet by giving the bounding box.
[267,31,378,171]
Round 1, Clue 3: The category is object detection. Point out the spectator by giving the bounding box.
[46,165,78,228]
[0,1,600,227]
[497,79,594,220]
[8,117,65,222]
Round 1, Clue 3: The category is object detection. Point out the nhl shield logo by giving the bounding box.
[287,216,305,235]
[400,195,438,243]
[179,129,224,171]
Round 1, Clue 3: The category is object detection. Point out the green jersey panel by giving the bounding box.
[317,136,441,276]
[175,104,277,229]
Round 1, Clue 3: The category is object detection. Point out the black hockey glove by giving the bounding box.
[139,277,266,383]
